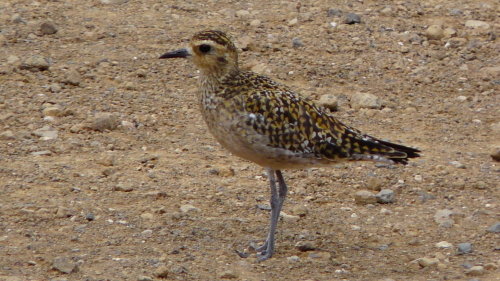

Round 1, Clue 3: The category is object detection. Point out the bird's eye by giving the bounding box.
[199,44,211,53]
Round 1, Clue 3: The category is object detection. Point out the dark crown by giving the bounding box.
[192,30,237,53]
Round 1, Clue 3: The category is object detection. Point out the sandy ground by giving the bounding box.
[1,0,500,280]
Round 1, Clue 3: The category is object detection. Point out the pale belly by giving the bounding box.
[201,106,341,170]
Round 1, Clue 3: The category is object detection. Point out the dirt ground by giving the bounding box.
[1,0,500,280]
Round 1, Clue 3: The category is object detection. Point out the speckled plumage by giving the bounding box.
[160,30,420,261]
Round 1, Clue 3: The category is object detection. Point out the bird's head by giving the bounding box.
[160,30,239,77]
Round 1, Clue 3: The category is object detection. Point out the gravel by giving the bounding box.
[1,0,500,279]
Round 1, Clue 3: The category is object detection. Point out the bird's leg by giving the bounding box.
[256,169,288,262]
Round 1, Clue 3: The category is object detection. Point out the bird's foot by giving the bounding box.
[236,241,273,261]
[251,241,268,252]
[252,241,273,262]
[235,249,251,258]
[256,250,272,262]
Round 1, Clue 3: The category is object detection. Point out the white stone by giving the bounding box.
[435,241,452,248]
[236,10,250,18]
[465,20,490,29]
[180,205,199,213]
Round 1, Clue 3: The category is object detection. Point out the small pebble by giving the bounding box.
[327,8,342,17]
[295,241,315,252]
[288,18,298,27]
[484,263,498,270]
[466,266,485,276]
[465,20,490,29]
[0,130,15,140]
[425,25,445,40]
[490,150,500,162]
[141,229,153,237]
[436,241,452,248]
[435,252,446,261]
[354,190,377,205]
[380,208,393,215]
[11,13,26,24]
[292,37,304,48]
[20,55,49,72]
[418,257,439,268]
[66,69,82,86]
[487,222,500,233]
[219,270,238,279]
[154,265,169,278]
[50,84,62,93]
[316,94,338,111]
[141,213,154,220]
[89,113,120,132]
[40,22,58,35]
[281,212,300,222]
[86,213,95,221]
[235,10,250,19]
[52,257,79,274]
[291,205,308,217]
[180,205,199,213]
[434,209,454,228]
[473,181,488,190]
[376,189,394,204]
[457,243,472,254]
[345,13,361,24]
[408,260,421,270]
[365,177,383,191]
[350,92,382,110]
[31,150,52,156]
[43,107,64,117]
[249,19,261,27]
[70,124,87,133]
[380,7,393,14]
[33,127,59,140]
[450,161,466,169]
[114,183,134,192]
[257,204,271,211]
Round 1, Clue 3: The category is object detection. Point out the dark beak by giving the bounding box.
[159,48,190,59]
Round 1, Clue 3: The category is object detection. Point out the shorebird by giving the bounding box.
[159,30,420,261]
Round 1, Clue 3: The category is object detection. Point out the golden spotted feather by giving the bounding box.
[212,71,419,167]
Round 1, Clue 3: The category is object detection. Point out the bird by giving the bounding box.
[159,30,420,262]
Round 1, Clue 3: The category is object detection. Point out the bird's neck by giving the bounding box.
[197,66,239,93]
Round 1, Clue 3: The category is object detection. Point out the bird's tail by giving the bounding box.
[348,135,421,165]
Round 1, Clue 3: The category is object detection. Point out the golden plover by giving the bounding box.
[160,30,420,261]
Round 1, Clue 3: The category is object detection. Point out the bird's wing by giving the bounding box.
[236,74,419,164]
